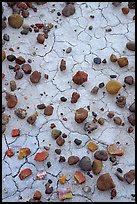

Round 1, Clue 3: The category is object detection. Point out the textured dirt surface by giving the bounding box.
[2,2,135,202]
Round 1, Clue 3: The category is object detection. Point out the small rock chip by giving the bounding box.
[30,71,41,83]
[91,86,99,94]
[5,92,18,108]
[72,71,88,85]
[20,28,29,35]
[55,149,61,155]
[106,80,122,95]
[51,129,62,139]
[84,122,98,133]
[22,64,32,74]
[33,191,42,200]
[34,151,48,162]
[58,187,72,200]
[7,55,16,62]
[8,14,23,28]
[88,25,93,30]
[98,117,105,125]
[107,111,115,118]
[66,47,72,53]
[117,168,123,173]
[45,186,53,194]
[99,82,105,88]
[74,138,82,145]
[68,156,80,165]
[79,156,92,171]
[37,104,46,109]
[27,112,38,124]
[22,10,29,18]
[102,59,107,63]
[113,116,122,125]
[2,114,9,125]
[82,186,91,193]
[10,80,17,91]
[93,57,101,64]
[94,150,108,161]
[12,129,20,137]
[15,56,26,65]
[6,149,14,157]
[59,156,66,162]
[47,161,51,168]
[60,96,67,102]
[50,123,56,129]
[128,126,134,133]
[71,92,80,103]
[62,4,75,17]
[18,148,31,159]
[110,155,117,163]
[19,168,32,180]
[74,171,86,184]
[2,50,6,62]
[116,95,126,108]
[124,170,135,184]
[124,76,134,85]
[56,136,65,146]
[44,105,54,116]
[14,64,20,72]
[15,70,23,80]
[60,59,66,71]
[92,159,103,175]
[75,108,88,123]
[37,34,45,44]
[87,141,98,152]
[110,74,117,79]
[111,188,117,198]
[15,108,27,119]
[115,172,124,181]
[117,57,128,68]
[97,173,115,191]
[127,113,135,126]
[126,41,135,51]
[129,102,135,112]
[108,143,124,156]
[110,54,117,62]
[122,7,129,14]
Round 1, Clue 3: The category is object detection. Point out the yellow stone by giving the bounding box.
[59,174,66,184]
[2,50,6,62]
[106,80,123,95]
[117,57,128,68]
[87,141,98,152]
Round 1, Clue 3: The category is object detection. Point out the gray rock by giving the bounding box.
[79,156,92,171]
[62,4,75,17]
[129,102,135,112]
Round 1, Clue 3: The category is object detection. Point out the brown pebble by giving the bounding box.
[14,64,20,72]
[124,76,134,85]
[71,92,80,103]
[110,54,117,62]
[44,105,54,116]
[98,117,105,125]
[37,34,45,44]
[91,86,99,94]
[117,57,128,67]
[27,112,38,124]
[15,56,26,65]
[59,156,66,162]
[15,70,23,80]
[55,149,61,155]
[33,190,42,200]
[124,170,135,184]
[56,136,65,146]
[75,108,88,123]
[127,113,135,126]
[68,156,80,165]
[97,173,115,191]
[44,74,49,79]
[10,80,17,91]
[107,111,115,118]
[60,59,66,71]
[94,150,108,161]
[62,4,75,17]
[128,126,134,133]
[30,71,41,83]
[116,95,126,108]
[5,92,18,108]
[22,10,29,18]
[50,123,56,129]
[111,188,117,198]
[22,64,32,74]
[122,7,129,15]
[92,159,103,175]
[113,116,122,125]
[73,71,88,85]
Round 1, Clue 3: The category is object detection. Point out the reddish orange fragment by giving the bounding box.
[19,168,32,180]
[2,73,5,79]
[34,151,48,162]
[9,48,14,52]
[74,171,86,184]
[6,149,14,157]
[12,129,20,137]
[33,190,42,200]
[18,148,31,159]
[59,174,66,184]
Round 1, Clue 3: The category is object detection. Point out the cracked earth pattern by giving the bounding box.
[2,2,135,202]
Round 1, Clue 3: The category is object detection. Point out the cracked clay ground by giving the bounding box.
[2,2,135,202]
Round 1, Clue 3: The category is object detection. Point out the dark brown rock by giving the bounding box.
[37,34,45,44]
[92,159,103,175]
[68,156,80,165]
[91,86,99,94]
[7,55,16,62]
[127,113,135,126]
[56,136,65,146]
[124,76,134,85]
[60,59,66,71]
[22,10,29,18]
[15,56,26,65]
[116,96,126,108]
[126,41,135,51]
[75,108,88,123]
[73,71,88,85]
[30,71,41,83]
[94,150,108,161]
[27,113,38,124]
[107,111,115,118]
[113,116,122,125]
[97,173,115,191]
[15,108,27,119]
[44,105,54,116]
[37,104,46,109]
[71,92,80,103]
[5,92,18,108]
[22,64,32,74]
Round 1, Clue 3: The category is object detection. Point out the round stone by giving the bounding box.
[8,14,23,28]
[93,57,101,64]
[94,150,108,161]
[79,156,92,171]
[30,71,41,83]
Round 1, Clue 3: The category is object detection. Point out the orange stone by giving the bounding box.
[19,168,32,180]
[33,190,42,200]
[6,149,14,157]
[74,171,86,184]
[108,143,124,156]
[59,174,66,184]
[12,129,20,137]
[122,7,129,15]
[87,141,98,152]
[34,151,48,161]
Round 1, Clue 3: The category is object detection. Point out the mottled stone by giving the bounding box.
[117,57,128,67]
[116,96,126,108]
[124,76,134,85]
[127,113,135,126]
[68,156,80,165]
[94,150,108,161]
[92,159,103,175]
[108,143,124,156]
[15,108,27,119]
[87,141,98,152]
[71,92,80,103]
[79,156,92,171]
[97,173,115,191]
[75,108,88,123]
[124,170,135,184]
[51,129,62,139]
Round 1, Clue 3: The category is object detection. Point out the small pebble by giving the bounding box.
[117,168,123,173]
[20,28,29,35]
[107,111,115,118]
[110,75,117,79]
[124,76,134,85]
[94,150,108,161]
[60,97,67,102]
[128,126,134,133]
[66,47,72,53]
[59,156,66,162]
[3,34,10,41]
[99,82,105,88]
[15,71,23,80]
[55,149,61,155]
[110,155,117,163]
[91,86,99,94]
[7,55,16,62]
[102,59,107,63]
[47,161,51,168]
[37,104,46,109]
[88,25,93,30]
[93,57,101,64]
[74,138,82,145]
